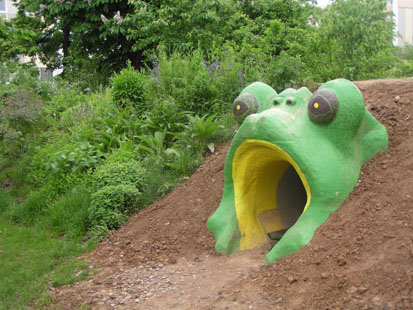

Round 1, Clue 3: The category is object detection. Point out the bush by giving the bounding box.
[110,62,150,115]
[93,160,146,191]
[88,184,141,230]
[27,142,96,196]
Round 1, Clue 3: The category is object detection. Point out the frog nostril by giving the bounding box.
[273,100,280,106]
[286,100,293,106]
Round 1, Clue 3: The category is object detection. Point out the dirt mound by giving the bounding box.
[221,78,413,310]
[51,78,413,310]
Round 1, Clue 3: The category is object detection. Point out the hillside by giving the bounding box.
[50,78,413,310]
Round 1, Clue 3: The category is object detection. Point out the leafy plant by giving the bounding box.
[88,185,141,230]
[44,142,101,174]
[181,114,222,153]
[137,129,170,157]
[141,99,188,145]
[93,160,146,191]
[110,62,150,114]
[0,90,43,152]
[165,147,203,176]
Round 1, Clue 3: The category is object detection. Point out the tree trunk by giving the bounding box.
[62,25,71,73]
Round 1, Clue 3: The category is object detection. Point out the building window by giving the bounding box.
[0,0,6,13]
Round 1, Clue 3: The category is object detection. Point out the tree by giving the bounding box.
[0,16,38,63]
[306,0,396,81]
[13,0,138,77]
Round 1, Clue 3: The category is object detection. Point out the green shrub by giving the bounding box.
[110,62,150,114]
[148,48,265,115]
[28,143,95,197]
[88,184,141,230]
[265,52,308,92]
[178,114,222,153]
[46,80,85,117]
[93,160,146,191]
[141,98,188,146]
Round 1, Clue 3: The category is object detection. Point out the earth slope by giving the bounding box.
[51,79,413,310]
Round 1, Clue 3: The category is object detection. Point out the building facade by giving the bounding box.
[1,0,53,80]
[0,0,17,20]
[396,0,413,46]
[389,0,413,46]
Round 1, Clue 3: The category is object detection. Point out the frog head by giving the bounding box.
[207,79,388,264]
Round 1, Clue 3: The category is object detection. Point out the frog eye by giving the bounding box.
[308,89,339,125]
[233,92,258,117]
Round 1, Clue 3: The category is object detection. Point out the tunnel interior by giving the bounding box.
[233,140,310,251]
[258,165,307,242]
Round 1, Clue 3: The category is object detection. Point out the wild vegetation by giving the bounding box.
[0,0,413,309]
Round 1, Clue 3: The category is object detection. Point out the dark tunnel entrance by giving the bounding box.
[258,165,307,242]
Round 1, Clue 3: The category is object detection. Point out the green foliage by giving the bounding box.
[137,129,169,157]
[306,0,396,81]
[0,218,93,310]
[43,142,100,175]
[0,90,42,145]
[46,80,85,117]
[141,99,188,145]
[390,45,413,77]
[43,187,90,239]
[89,185,141,230]
[93,161,146,190]
[266,52,308,92]
[165,147,203,176]
[149,49,263,115]
[6,188,51,225]
[181,114,223,153]
[88,160,145,233]
[14,0,137,76]
[110,62,150,113]
[125,0,246,56]
[27,143,96,196]
[0,17,39,62]
[0,189,15,215]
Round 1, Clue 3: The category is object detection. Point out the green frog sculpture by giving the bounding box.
[207,79,388,264]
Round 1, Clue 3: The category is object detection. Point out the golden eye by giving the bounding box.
[314,102,319,109]
[237,105,241,110]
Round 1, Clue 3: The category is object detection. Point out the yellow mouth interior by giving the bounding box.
[233,140,311,250]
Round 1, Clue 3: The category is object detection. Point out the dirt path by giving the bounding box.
[50,78,413,310]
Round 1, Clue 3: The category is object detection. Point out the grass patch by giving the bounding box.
[0,218,95,310]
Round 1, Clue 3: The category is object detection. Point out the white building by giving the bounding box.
[391,0,413,46]
[0,0,17,20]
[1,0,53,80]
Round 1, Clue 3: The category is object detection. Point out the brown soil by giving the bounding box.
[49,78,413,310]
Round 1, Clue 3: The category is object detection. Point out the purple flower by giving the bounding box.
[203,58,211,71]
[203,59,219,76]
[238,70,243,82]
[152,57,160,81]
[212,60,219,72]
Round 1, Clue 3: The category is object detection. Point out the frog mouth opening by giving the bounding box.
[233,140,311,251]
